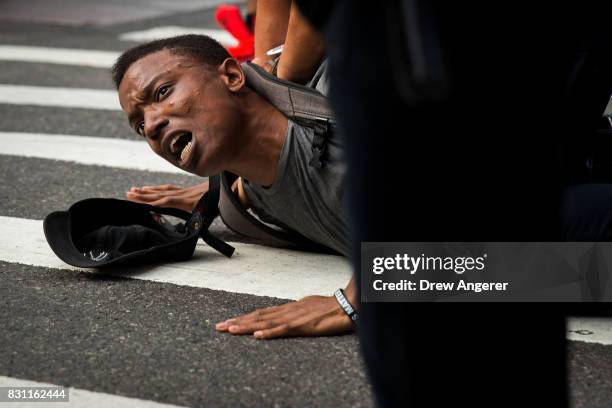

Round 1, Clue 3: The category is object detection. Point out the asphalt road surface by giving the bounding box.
[0,1,610,407]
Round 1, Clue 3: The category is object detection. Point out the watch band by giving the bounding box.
[334,289,359,325]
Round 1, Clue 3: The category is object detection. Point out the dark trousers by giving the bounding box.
[295,1,612,406]
[326,2,570,407]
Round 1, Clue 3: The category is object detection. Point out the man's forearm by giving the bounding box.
[276,2,325,84]
[254,0,291,64]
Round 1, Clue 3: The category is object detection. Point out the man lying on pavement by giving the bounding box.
[112,34,356,340]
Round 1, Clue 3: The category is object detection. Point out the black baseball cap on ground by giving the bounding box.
[43,177,234,268]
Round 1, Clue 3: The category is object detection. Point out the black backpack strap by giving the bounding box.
[242,61,335,168]
[192,174,235,258]
[242,61,335,123]
[308,118,331,168]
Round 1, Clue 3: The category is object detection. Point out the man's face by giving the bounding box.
[118,49,245,176]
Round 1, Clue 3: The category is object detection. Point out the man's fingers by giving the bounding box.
[226,319,283,335]
[129,185,176,193]
[126,191,168,201]
[127,192,189,211]
[217,305,290,326]
[215,318,293,338]
[154,197,197,212]
[151,197,172,206]
[130,188,204,199]
[215,306,293,332]
[215,319,267,334]
[125,191,159,203]
[254,324,292,340]
[215,322,230,332]
[141,184,180,191]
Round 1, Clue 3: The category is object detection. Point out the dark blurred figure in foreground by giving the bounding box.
[295,1,612,406]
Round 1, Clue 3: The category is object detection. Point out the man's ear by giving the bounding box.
[218,58,246,93]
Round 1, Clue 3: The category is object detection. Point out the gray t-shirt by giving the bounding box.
[242,62,349,255]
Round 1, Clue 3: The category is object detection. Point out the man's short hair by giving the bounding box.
[112,34,231,89]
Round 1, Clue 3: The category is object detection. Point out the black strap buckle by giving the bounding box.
[309,118,330,168]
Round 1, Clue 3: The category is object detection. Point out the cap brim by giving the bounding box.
[43,199,203,268]
[43,209,196,268]
[43,211,102,268]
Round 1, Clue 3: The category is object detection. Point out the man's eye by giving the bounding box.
[137,121,144,135]
[157,85,170,100]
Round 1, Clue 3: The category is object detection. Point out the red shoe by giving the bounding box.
[227,38,254,62]
[215,4,254,61]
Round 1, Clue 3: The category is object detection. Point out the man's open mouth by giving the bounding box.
[169,132,193,163]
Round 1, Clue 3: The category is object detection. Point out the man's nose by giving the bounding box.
[143,107,169,141]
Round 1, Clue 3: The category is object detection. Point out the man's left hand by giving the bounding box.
[215,295,354,339]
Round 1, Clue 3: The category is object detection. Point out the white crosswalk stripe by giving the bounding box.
[0,376,186,408]
[0,132,192,175]
[0,215,351,300]
[567,317,612,345]
[0,45,119,68]
[119,27,238,47]
[0,84,119,110]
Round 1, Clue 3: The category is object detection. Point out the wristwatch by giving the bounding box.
[334,289,359,325]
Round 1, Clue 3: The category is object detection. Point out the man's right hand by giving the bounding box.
[126,178,250,212]
[126,182,209,212]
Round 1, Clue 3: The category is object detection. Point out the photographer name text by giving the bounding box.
[371,254,508,293]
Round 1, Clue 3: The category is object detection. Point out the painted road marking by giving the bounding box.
[0,84,119,110]
[0,132,192,175]
[567,317,612,345]
[0,0,232,27]
[0,376,185,408]
[0,45,119,68]
[0,216,351,300]
[119,27,238,47]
